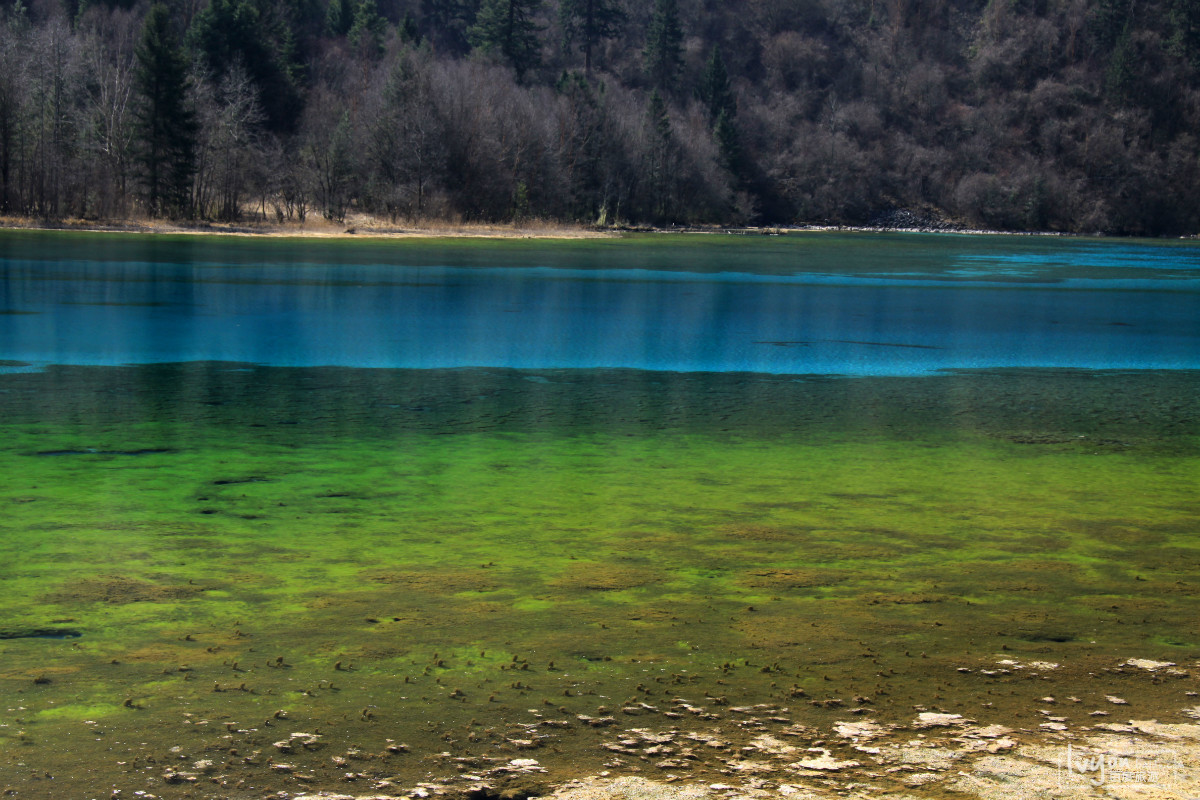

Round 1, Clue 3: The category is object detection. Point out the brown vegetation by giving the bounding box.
[1,0,1199,234]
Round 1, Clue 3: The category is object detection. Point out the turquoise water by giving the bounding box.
[2,231,1199,375]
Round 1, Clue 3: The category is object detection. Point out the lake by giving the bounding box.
[1,229,1199,798]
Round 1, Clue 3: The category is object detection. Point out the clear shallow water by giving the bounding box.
[2,230,1199,375]
[2,230,1200,799]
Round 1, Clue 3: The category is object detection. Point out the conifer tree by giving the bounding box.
[326,0,352,36]
[642,0,682,92]
[133,3,196,217]
[469,0,544,79]
[643,88,676,219]
[697,45,735,124]
[1169,0,1200,71]
[421,0,478,55]
[400,10,421,43]
[189,0,303,133]
[713,107,742,177]
[1105,27,1136,102]
[348,0,387,58]
[560,0,624,74]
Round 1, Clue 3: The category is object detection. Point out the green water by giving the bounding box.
[1,364,1198,798]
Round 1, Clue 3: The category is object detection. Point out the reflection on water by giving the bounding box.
[2,233,1200,375]
[1,232,1199,798]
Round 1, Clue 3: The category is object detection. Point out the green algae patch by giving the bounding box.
[34,703,126,722]
[1,364,1199,797]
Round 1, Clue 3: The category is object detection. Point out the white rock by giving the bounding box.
[969,724,1014,738]
[834,720,882,740]
[1124,658,1175,670]
[1104,695,1129,705]
[795,748,860,771]
[748,734,797,755]
[915,712,966,727]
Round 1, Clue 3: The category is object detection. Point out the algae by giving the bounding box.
[0,363,1197,797]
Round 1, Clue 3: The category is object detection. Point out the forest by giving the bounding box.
[0,0,1198,234]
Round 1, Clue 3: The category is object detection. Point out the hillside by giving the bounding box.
[1,0,1198,234]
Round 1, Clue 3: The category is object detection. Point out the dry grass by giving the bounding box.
[0,212,617,240]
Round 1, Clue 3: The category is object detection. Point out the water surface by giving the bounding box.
[3,230,1199,375]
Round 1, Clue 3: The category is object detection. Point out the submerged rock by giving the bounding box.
[914,712,968,728]
[792,748,860,771]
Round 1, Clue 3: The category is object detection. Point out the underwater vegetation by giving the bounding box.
[1,364,1198,797]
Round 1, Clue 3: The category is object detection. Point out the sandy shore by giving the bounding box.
[0,213,1094,241]
[0,213,620,240]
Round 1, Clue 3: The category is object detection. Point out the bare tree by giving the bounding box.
[78,7,139,218]
[0,5,32,214]
[192,61,266,220]
[301,86,358,223]
[28,17,84,217]
[370,53,448,220]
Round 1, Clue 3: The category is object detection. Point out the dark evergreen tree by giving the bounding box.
[188,0,303,133]
[133,3,196,217]
[326,0,352,35]
[560,0,624,74]
[468,0,543,79]
[420,0,478,55]
[697,45,735,124]
[348,0,387,57]
[643,88,676,219]
[556,71,612,218]
[1105,27,1136,102]
[713,107,742,176]
[642,0,682,92]
[1089,0,1132,54]
[400,10,421,42]
[1169,0,1200,72]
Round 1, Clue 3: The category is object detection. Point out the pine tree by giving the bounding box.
[697,45,735,124]
[643,88,676,220]
[642,0,682,93]
[326,0,352,36]
[1105,27,1136,103]
[421,0,478,55]
[400,10,421,43]
[1089,0,1132,54]
[560,0,624,74]
[469,0,544,80]
[713,108,742,177]
[189,0,303,133]
[1169,0,1200,72]
[348,0,387,58]
[133,3,196,217]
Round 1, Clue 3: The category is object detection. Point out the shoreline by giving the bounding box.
[3,213,1191,242]
[0,214,617,240]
